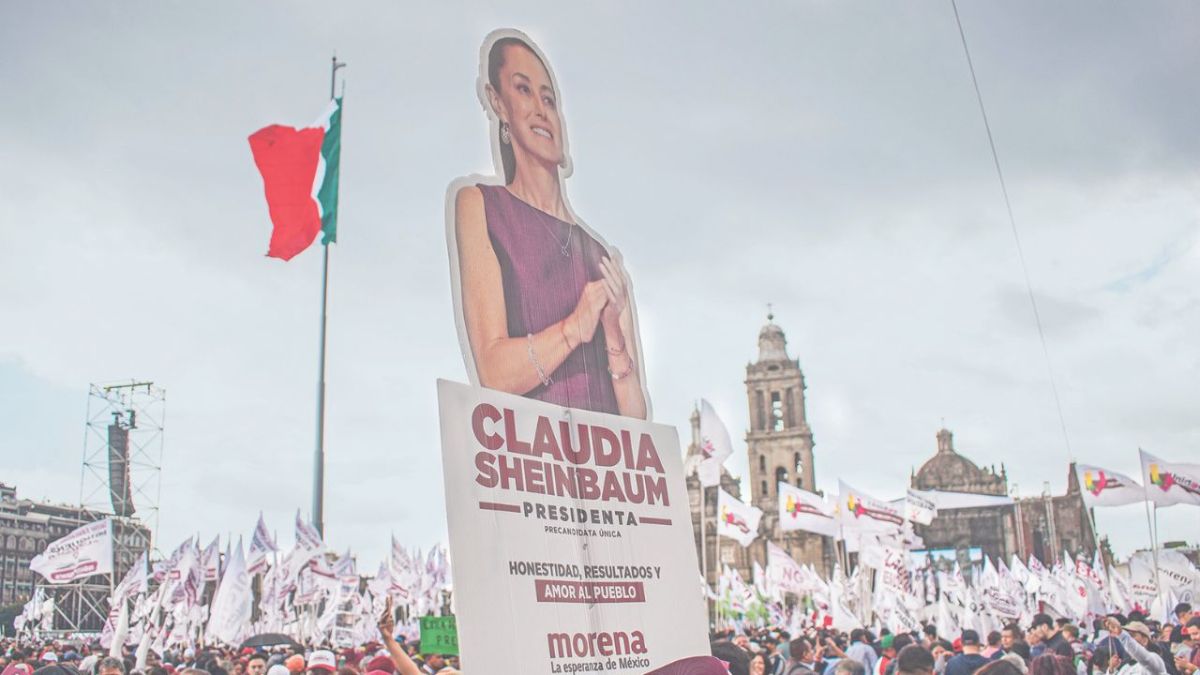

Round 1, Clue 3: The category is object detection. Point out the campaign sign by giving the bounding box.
[420,615,460,656]
[437,380,707,674]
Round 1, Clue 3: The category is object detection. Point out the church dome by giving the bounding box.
[757,315,790,362]
[912,428,1007,496]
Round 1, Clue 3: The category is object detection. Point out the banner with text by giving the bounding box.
[29,519,114,584]
[437,380,708,674]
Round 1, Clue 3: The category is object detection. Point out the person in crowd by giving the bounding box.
[895,645,936,675]
[245,655,266,675]
[712,640,753,675]
[749,651,768,675]
[1175,617,1200,675]
[976,660,1026,675]
[878,636,898,675]
[931,640,955,675]
[97,657,125,675]
[884,636,917,675]
[924,628,940,650]
[1029,654,1074,675]
[833,659,868,675]
[762,635,787,675]
[1000,626,1025,658]
[283,656,305,675]
[845,630,880,674]
[1176,607,1194,627]
[984,633,1004,659]
[945,630,990,675]
[1105,617,1166,675]
[1031,615,1071,659]
[784,637,818,675]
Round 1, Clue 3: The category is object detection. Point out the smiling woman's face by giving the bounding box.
[491,43,563,170]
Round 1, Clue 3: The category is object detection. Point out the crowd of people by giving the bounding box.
[5,604,1199,675]
[0,603,457,675]
[701,604,1200,675]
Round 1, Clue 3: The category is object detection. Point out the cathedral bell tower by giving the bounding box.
[745,312,828,574]
[746,313,815,505]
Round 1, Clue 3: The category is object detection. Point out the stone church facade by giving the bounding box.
[686,316,1096,589]
[911,427,1097,568]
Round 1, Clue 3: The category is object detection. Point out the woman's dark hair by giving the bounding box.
[709,641,750,675]
[975,661,1024,675]
[1029,654,1074,675]
[487,36,551,185]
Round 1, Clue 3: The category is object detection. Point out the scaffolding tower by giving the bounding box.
[47,381,163,632]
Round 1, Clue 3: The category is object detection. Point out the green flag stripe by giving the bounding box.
[318,97,342,245]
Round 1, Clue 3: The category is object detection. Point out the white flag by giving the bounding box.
[778,482,838,537]
[696,399,734,487]
[716,488,762,547]
[30,519,114,584]
[767,541,809,596]
[114,551,149,601]
[904,489,937,525]
[1141,449,1200,506]
[1075,463,1145,507]
[200,536,221,582]
[838,481,903,534]
[246,513,278,575]
[207,539,251,645]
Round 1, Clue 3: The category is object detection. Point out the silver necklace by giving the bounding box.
[541,219,573,257]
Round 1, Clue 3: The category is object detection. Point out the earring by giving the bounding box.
[500,123,511,145]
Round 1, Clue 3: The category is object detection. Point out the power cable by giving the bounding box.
[949,0,1075,463]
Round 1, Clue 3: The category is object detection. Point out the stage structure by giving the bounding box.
[48,382,161,632]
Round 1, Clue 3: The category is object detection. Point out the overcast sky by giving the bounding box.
[2,1,1197,568]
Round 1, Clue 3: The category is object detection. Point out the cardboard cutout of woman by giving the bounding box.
[445,29,651,420]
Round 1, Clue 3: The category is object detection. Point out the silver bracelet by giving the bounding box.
[527,333,553,386]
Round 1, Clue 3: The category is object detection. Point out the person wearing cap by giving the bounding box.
[305,651,336,675]
[283,656,305,675]
[877,636,898,675]
[945,630,990,675]
[1104,617,1166,675]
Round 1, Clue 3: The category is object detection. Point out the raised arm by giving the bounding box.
[455,185,608,393]
[378,598,421,675]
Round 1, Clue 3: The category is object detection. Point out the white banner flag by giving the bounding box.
[766,542,808,596]
[717,487,762,547]
[904,489,937,525]
[200,536,221,582]
[436,379,709,674]
[1140,449,1200,506]
[696,399,734,488]
[1075,464,1145,507]
[838,481,903,534]
[114,550,149,601]
[778,482,837,537]
[206,539,251,645]
[246,513,278,576]
[29,519,113,584]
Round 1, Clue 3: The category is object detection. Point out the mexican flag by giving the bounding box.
[248,97,342,261]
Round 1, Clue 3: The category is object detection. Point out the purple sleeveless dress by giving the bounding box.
[478,184,619,415]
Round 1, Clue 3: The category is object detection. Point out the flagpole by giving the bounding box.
[313,54,345,538]
[1087,507,1111,589]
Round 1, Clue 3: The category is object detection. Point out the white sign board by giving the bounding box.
[437,380,708,674]
[30,519,114,584]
